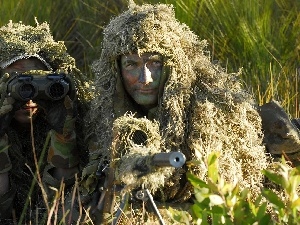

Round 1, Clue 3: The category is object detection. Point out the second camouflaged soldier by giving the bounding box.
[0,21,90,223]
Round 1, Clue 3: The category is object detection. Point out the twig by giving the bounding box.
[18,128,50,224]
[28,108,49,211]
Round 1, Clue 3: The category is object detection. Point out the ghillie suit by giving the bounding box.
[81,2,269,224]
[0,21,91,223]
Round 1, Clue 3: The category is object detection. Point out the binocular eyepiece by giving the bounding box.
[6,72,74,101]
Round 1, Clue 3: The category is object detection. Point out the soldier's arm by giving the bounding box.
[42,96,79,188]
[258,100,300,166]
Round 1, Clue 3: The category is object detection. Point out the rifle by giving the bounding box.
[95,152,186,225]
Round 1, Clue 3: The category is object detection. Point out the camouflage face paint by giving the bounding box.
[120,53,164,110]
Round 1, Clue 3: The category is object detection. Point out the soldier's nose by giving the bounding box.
[139,65,153,85]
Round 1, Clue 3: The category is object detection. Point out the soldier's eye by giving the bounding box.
[124,61,137,70]
[152,60,162,67]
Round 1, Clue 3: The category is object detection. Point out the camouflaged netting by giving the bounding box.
[0,20,92,168]
[0,20,91,222]
[83,2,269,203]
[0,19,92,174]
[112,114,174,195]
[0,20,92,102]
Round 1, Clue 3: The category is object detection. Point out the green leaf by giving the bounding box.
[248,200,257,215]
[288,176,300,193]
[168,207,191,224]
[262,169,286,187]
[207,179,219,193]
[211,205,225,215]
[231,183,240,196]
[290,166,300,176]
[239,188,249,200]
[211,214,224,225]
[194,198,211,210]
[291,198,300,209]
[201,210,209,225]
[209,194,224,206]
[187,172,209,188]
[226,195,237,207]
[257,202,267,220]
[191,203,203,218]
[208,152,220,165]
[254,195,263,207]
[258,214,272,225]
[208,152,219,183]
[261,188,285,208]
[194,187,210,203]
[192,202,211,224]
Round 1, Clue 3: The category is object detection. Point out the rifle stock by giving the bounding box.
[102,167,115,212]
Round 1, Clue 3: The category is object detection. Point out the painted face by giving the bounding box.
[120,53,166,110]
[3,58,48,124]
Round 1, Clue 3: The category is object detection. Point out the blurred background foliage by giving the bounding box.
[1,0,300,116]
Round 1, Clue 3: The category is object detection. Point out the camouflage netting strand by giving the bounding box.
[84,2,269,202]
[0,20,73,71]
[112,114,174,194]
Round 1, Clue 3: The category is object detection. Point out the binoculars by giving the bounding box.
[6,72,74,101]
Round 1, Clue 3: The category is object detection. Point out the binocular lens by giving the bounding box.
[19,84,35,99]
[48,82,67,99]
[7,73,71,101]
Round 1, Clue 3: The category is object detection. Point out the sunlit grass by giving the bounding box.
[3,0,300,114]
[135,0,300,115]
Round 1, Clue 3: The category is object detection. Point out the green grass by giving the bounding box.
[184,153,300,225]
[185,0,300,116]
[2,0,299,115]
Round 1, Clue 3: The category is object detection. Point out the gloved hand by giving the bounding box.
[0,73,20,175]
[37,95,79,170]
[258,100,300,156]
[0,97,14,137]
[37,95,77,137]
[0,73,25,137]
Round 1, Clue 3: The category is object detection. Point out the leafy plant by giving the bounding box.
[186,153,300,225]
[2,0,300,116]
[262,158,300,224]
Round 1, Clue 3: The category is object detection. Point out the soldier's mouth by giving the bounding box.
[137,89,156,93]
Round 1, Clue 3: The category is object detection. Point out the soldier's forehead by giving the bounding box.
[122,52,162,60]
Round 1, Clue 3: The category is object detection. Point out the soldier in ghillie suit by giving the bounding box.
[0,21,90,223]
[80,2,270,224]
